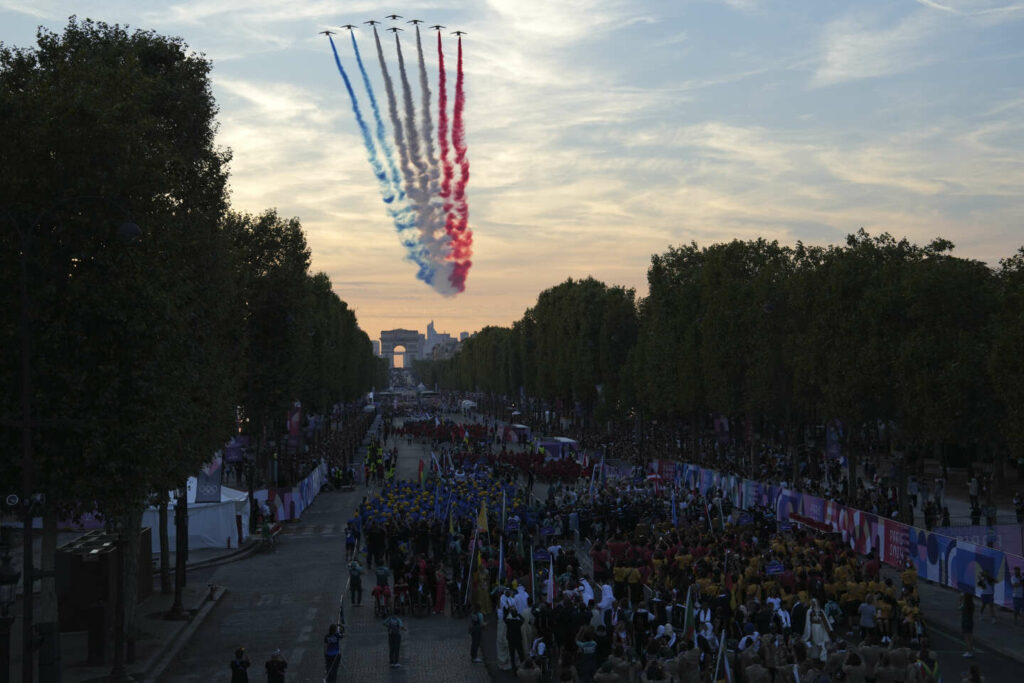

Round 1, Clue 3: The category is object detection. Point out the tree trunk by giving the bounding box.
[120,508,142,668]
[38,509,62,683]
[159,493,171,594]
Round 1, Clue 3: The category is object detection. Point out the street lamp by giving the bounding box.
[1,540,22,683]
[3,196,142,683]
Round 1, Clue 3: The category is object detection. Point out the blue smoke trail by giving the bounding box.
[350,31,404,202]
[328,35,433,284]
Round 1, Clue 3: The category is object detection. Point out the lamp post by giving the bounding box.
[4,197,141,683]
[166,488,188,621]
[1,539,22,683]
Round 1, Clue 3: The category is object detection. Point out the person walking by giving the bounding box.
[469,601,487,663]
[1011,566,1023,625]
[229,647,250,683]
[978,572,997,624]
[323,624,343,683]
[383,610,407,668]
[506,605,526,672]
[264,649,287,683]
[348,558,363,606]
[960,592,975,658]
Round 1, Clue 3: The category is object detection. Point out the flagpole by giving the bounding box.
[529,545,536,597]
[464,527,478,605]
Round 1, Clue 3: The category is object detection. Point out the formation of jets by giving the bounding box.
[321,16,465,35]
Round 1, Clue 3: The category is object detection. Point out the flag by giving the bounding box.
[431,451,441,472]
[477,500,489,534]
[714,628,733,682]
[418,459,425,488]
[671,488,678,526]
[682,585,696,644]
[716,498,726,532]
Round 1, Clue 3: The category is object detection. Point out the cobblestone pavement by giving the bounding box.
[159,417,491,683]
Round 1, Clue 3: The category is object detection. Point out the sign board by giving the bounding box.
[765,561,785,576]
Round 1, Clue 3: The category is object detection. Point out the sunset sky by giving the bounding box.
[3,0,1023,343]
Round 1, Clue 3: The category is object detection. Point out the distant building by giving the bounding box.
[459,331,469,341]
[372,340,381,356]
[422,320,458,357]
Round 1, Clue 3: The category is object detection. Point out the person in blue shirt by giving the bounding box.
[323,624,343,683]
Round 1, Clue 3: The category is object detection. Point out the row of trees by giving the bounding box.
[1,18,383,674]
[417,232,1024,470]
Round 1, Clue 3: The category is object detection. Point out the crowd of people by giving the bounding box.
[277,403,999,682]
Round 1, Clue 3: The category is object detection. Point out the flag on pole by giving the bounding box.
[714,628,733,682]
[477,500,489,535]
[682,585,696,644]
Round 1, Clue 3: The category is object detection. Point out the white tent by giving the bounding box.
[143,482,250,553]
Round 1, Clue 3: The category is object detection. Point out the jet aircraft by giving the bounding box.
[430,24,446,30]
[451,30,467,36]
[341,24,357,30]
[364,19,381,25]
[318,30,336,35]
[386,26,404,33]
[385,14,403,20]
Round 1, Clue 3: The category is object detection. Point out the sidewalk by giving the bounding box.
[5,541,242,682]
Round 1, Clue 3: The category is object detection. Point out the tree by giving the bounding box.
[1,17,236,672]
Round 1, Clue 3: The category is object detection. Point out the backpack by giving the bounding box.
[386,617,402,635]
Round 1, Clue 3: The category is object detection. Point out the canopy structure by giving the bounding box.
[143,481,251,552]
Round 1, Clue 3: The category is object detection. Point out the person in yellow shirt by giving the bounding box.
[900,562,918,594]
[613,563,629,600]
[626,562,642,606]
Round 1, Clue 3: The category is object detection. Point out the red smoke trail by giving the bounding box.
[448,36,472,292]
[437,33,455,214]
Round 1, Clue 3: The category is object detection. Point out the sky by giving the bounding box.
[2,1,1023,343]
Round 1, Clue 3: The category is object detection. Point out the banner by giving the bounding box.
[195,452,223,504]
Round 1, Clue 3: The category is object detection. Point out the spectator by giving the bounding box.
[229,647,250,683]
[264,650,287,683]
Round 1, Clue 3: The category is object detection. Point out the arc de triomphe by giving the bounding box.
[380,329,423,368]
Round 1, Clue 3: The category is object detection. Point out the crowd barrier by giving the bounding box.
[643,460,1024,609]
[253,461,329,522]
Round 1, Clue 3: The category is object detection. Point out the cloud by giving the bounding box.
[811,10,944,87]
[915,0,1024,17]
